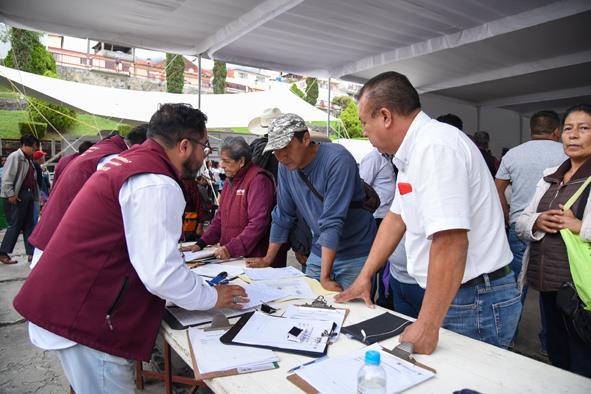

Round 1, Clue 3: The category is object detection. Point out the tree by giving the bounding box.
[332,95,353,110]
[304,77,318,106]
[290,83,305,99]
[212,60,227,94]
[5,28,75,135]
[339,101,363,138]
[165,53,185,93]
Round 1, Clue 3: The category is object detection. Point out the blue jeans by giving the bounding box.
[305,253,366,289]
[389,275,425,318]
[56,343,135,393]
[443,271,522,349]
[508,223,527,280]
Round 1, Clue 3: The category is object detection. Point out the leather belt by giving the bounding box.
[460,265,512,288]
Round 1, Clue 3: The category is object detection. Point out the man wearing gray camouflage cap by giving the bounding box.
[246,114,377,291]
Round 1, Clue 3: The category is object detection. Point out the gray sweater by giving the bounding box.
[1,148,38,199]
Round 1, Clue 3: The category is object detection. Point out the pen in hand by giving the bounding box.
[207,271,228,286]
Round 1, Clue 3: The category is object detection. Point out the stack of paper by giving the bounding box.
[292,343,434,393]
[240,282,294,308]
[283,305,347,342]
[183,249,215,262]
[191,263,244,278]
[188,327,278,375]
[256,278,315,300]
[244,266,304,281]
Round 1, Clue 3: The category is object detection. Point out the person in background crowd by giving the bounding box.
[473,131,498,176]
[13,104,248,393]
[337,71,520,354]
[0,134,39,264]
[0,157,7,230]
[437,113,464,131]
[181,177,205,242]
[516,104,591,378]
[32,150,51,224]
[247,114,376,291]
[190,137,278,263]
[53,140,93,185]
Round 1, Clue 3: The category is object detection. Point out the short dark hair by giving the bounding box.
[358,71,421,117]
[78,141,93,154]
[221,136,252,163]
[20,134,39,147]
[562,104,591,127]
[126,124,148,146]
[147,104,208,148]
[437,113,463,131]
[530,110,559,136]
[292,130,308,142]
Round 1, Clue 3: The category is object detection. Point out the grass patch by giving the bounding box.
[0,110,28,138]
[0,85,20,100]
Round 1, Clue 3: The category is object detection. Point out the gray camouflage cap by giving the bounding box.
[263,113,308,153]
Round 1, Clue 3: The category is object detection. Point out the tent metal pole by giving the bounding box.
[198,55,202,110]
[327,77,331,136]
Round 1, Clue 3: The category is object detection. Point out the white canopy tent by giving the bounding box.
[0,65,330,128]
[1,0,590,116]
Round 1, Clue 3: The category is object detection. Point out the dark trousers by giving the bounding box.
[540,291,591,378]
[1,189,35,256]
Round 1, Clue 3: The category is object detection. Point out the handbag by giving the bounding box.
[556,282,591,346]
[297,170,380,213]
[559,175,591,311]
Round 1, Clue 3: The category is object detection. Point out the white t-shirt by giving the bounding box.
[29,170,218,350]
[390,111,512,288]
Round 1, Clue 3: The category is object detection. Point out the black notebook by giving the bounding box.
[341,312,412,344]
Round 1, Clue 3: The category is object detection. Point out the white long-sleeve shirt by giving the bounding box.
[29,172,217,350]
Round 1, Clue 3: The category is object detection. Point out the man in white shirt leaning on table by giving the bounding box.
[336,71,521,354]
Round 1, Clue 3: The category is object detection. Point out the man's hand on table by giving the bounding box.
[334,276,373,307]
[245,257,272,268]
[215,285,249,309]
[399,319,439,355]
[214,246,230,260]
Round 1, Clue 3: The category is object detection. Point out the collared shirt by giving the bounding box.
[29,172,217,350]
[359,148,396,219]
[390,111,512,288]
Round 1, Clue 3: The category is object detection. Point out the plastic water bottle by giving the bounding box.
[357,350,387,394]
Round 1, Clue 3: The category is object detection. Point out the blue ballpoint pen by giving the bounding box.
[206,271,228,286]
[287,355,328,373]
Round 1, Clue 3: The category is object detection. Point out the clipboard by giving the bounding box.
[341,312,412,344]
[220,311,334,358]
[187,313,279,380]
[164,306,252,330]
[287,343,436,393]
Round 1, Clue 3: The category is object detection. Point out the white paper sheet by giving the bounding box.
[283,305,346,342]
[244,266,304,281]
[232,311,334,354]
[167,306,253,327]
[183,249,215,262]
[257,278,315,300]
[191,263,244,278]
[240,282,292,309]
[295,343,435,394]
[188,327,278,374]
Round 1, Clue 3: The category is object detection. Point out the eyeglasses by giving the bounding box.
[190,139,211,156]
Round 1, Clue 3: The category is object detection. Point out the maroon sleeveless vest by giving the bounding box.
[29,135,128,250]
[14,139,180,361]
[218,163,272,258]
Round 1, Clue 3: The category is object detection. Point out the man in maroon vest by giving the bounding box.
[28,125,148,257]
[14,104,248,393]
[52,140,94,185]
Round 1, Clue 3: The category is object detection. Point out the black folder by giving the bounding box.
[341,312,412,344]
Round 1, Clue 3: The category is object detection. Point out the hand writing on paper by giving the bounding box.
[558,205,582,234]
[245,257,272,268]
[334,277,373,307]
[188,243,202,252]
[214,246,230,260]
[399,320,439,355]
[215,285,249,310]
[533,209,563,233]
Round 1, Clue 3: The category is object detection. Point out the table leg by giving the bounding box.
[164,340,173,394]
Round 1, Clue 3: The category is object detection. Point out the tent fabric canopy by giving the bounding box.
[1,0,590,114]
[0,65,330,128]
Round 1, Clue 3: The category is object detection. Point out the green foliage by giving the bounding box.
[29,98,76,134]
[19,122,47,139]
[304,77,318,106]
[212,60,227,94]
[339,101,363,138]
[290,83,305,99]
[4,28,55,75]
[332,95,353,110]
[117,124,133,136]
[166,53,185,93]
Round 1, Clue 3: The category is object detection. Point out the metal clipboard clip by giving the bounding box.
[203,312,234,331]
[301,296,336,310]
[381,342,437,374]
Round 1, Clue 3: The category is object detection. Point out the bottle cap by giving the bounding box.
[364,350,380,365]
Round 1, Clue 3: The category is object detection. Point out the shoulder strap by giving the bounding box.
[564,176,591,211]
[297,170,324,202]
[575,179,591,220]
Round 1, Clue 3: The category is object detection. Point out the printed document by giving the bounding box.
[244,266,304,281]
[284,305,346,342]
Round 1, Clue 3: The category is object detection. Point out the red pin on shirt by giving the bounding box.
[398,182,413,195]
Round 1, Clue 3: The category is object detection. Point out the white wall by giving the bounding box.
[421,93,523,157]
